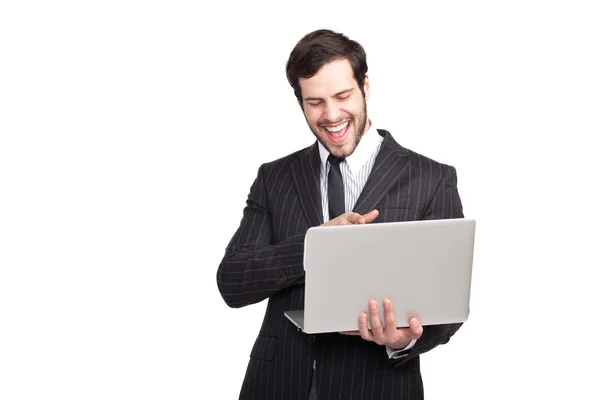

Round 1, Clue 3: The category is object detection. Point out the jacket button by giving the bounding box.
[308,335,316,344]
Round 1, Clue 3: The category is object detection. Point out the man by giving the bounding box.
[217,29,464,399]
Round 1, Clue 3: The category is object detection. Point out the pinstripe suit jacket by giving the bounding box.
[217,130,464,399]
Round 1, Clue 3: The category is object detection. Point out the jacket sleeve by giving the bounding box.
[391,164,466,367]
[216,164,306,308]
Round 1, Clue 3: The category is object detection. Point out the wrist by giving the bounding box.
[389,337,417,351]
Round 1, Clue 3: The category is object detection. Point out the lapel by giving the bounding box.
[352,129,411,215]
[290,130,410,226]
[290,142,324,227]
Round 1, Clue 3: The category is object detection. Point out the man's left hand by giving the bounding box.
[340,297,423,350]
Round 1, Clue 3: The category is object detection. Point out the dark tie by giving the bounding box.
[327,154,345,219]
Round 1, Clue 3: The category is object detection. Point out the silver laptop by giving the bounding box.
[284,218,476,334]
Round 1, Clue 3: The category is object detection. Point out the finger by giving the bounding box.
[362,209,379,224]
[358,313,373,341]
[338,216,351,225]
[368,299,385,344]
[321,213,357,227]
[334,214,353,226]
[339,330,361,335]
[344,212,366,224]
[383,297,398,343]
[409,317,424,339]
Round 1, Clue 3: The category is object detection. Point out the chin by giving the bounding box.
[329,142,356,158]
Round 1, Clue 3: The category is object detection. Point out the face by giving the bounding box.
[298,58,370,158]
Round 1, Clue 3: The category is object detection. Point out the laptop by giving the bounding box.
[284,218,476,334]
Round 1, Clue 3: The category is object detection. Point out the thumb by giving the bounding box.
[409,317,424,339]
[362,209,379,223]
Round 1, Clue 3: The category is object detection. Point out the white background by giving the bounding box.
[1,1,599,399]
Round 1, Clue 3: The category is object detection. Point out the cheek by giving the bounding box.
[306,110,322,126]
[348,103,364,116]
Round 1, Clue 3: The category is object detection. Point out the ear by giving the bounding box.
[363,74,370,101]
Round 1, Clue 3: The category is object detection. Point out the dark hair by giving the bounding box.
[286,29,368,103]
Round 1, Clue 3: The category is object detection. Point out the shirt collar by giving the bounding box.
[318,121,381,176]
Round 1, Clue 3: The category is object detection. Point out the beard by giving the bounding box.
[307,97,368,158]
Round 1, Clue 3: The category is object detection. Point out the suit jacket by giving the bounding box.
[217,130,464,399]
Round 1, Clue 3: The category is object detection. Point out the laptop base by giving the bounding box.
[284,310,305,331]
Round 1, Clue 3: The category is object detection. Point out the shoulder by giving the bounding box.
[379,128,457,178]
[255,143,316,182]
[408,148,457,178]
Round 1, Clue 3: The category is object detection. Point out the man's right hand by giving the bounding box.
[320,210,379,227]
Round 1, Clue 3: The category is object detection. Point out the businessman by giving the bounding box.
[217,29,465,399]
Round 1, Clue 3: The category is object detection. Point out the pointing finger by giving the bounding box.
[363,210,379,223]
[344,212,366,224]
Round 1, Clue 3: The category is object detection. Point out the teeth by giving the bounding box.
[325,122,348,133]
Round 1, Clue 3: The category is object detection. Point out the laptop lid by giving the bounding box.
[296,218,476,334]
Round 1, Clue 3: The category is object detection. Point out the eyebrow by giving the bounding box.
[303,88,354,102]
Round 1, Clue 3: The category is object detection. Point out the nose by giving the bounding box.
[323,101,341,123]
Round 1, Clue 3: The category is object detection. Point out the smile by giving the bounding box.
[324,121,349,133]
[322,121,350,143]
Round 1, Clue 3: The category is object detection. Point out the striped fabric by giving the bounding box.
[217,129,465,399]
[320,132,383,221]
